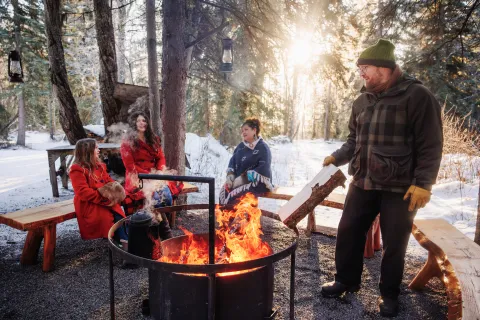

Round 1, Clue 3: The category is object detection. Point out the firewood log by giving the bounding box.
[278,165,346,231]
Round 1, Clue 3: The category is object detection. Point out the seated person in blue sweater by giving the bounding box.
[219,117,274,205]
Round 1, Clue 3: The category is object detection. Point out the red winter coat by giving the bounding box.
[121,138,183,201]
[70,163,125,240]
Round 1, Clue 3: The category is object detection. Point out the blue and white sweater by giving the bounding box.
[221,138,273,204]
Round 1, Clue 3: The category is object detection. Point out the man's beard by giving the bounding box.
[364,69,389,93]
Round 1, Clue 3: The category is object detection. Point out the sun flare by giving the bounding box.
[289,37,313,66]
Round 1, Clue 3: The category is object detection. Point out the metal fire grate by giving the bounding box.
[107,174,297,320]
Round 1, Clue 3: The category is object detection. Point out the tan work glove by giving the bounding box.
[224,173,235,191]
[323,155,336,167]
[403,185,431,212]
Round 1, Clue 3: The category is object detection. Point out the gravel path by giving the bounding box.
[0,210,447,320]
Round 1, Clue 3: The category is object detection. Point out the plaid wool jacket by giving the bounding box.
[332,74,443,193]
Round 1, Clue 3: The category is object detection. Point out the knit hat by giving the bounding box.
[357,39,396,69]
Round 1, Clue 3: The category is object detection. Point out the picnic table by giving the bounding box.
[46,143,120,197]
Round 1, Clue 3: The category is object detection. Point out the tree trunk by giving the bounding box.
[324,82,331,141]
[475,181,480,245]
[12,0,25,146]
[16,92,26,146]
[49,90,55,140]
[204,78,210,134]
[146,0,162,138]
[43,0,86,144]
[288,67,299,141]
[161,0,187,174]
[282,54,289,136]
[93,0,121,134]
[116,0,127,83]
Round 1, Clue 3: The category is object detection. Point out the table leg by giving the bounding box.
[364,215,380,258]
[373,217,381,251]
[61,155,68,189]
[20,228,44,265]
[305,211,316,236]
[42,224,57,272]
[48,152,59,197]
[409,252,443,290]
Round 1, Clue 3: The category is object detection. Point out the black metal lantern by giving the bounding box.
[220,38,233,73]
[8,50,24,83]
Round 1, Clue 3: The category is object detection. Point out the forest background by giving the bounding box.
[1,0,478,146]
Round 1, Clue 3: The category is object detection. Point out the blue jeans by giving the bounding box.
[113,212,128,241]
[153,186,173,208]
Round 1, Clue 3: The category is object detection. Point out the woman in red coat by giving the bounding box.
[70,138,127,241]
[121,110,182,239]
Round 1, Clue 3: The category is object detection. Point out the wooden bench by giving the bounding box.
[0,183,198,272]
[260,186,382,258]
[409,219,480,320]
[0,200,76,272]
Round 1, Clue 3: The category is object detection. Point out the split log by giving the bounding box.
[278,165,346,230]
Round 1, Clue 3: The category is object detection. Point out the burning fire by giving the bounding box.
[158,193,273,272]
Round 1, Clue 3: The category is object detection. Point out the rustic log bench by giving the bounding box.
[0,199,76,272]
[260,186,381,258]
[0,183,199,272]
[409,218,480,320]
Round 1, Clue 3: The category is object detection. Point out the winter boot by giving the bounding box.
[320,281,360,298]
[378,296,399,317]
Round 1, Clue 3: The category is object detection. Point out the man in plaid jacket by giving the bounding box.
[321,39,443,317]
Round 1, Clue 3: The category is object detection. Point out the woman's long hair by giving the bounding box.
[73,138,100,171]
[127,110,158,149]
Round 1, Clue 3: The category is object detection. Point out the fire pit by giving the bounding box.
[107,175,297,320]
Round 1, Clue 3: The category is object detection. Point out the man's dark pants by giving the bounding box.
[334,184,417,299]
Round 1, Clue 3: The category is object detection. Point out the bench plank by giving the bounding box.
[0,200,76,231]
[262,187,346,210]
[182,182,199,194]
[410,219,480,320]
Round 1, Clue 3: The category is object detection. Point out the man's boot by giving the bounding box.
[378,296,399,317]
[320,281,360,298]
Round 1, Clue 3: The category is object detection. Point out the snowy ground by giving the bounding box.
[1,131,479,249]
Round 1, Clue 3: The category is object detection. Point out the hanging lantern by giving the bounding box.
[8,50,24,83]
[220,38,233,73]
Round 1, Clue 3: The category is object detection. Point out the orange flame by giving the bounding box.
[158,194,273,275]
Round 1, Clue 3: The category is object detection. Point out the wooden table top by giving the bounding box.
[46,143,120,152]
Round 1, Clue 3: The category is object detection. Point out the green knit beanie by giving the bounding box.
[357,39,396,69]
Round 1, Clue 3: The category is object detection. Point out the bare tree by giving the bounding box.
[475,182,480,245]
[324,82,332,141]
[43,0,86,144]
[116,0,128,83]
[93,0,122,133]
[161,0,188,174]
[12,0,25,146]
[146,0,162,138]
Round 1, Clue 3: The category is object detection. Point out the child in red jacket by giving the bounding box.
[70,138,127,241]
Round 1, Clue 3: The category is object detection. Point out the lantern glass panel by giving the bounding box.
[10,60,22,76]
[222,49,233,64]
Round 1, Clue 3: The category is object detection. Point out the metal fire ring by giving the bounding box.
[107,205,298,274]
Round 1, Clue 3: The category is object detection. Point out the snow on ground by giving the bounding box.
[1,131,479,251]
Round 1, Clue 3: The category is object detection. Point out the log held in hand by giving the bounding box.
[278,165,346,231]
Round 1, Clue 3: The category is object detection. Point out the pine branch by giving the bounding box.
[0,111,19,136]
[428,0,480,58]
[185,21,229,49]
